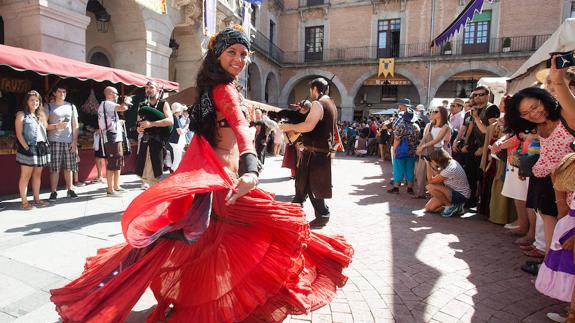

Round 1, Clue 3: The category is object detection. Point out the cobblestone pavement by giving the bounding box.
[0,154,566,322]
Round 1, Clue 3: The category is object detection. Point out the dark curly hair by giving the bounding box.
[504,87,561,135]
[190,49,238,147]
[196,50,235,91]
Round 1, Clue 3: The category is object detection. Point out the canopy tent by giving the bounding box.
[0,44,178,91]
[370,108,398,116]
[507,18,575,94]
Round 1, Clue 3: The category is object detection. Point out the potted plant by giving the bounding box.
[502,37,511,52]
[443,41,452,55]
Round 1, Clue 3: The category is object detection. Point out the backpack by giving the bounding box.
[395,124,411,159]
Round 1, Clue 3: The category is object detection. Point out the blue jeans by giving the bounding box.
[393,157,415,183]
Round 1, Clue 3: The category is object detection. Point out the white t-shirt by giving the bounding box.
[97,100,123,142]
[440,159,471,198]
[47,102,78,143]
[450,111,464,133]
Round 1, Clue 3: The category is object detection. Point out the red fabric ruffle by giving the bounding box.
[50,136,353,322]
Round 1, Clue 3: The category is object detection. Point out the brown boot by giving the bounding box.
[309,217,329,229]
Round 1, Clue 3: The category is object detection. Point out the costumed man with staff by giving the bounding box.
[279,78,337,228]
[135,80,174,188]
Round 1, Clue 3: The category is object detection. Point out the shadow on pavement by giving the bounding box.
[4,210,123,236]
[346,160,566,321]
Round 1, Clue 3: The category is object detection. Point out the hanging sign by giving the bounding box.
[0,78,31,93]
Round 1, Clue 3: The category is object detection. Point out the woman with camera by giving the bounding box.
[15,90,51,209]
[424,149,470,217]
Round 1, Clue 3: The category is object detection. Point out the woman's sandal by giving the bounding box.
[21,202,33,210]
[33,200,49,208]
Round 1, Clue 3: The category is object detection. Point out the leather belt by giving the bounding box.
[302,146,330,154]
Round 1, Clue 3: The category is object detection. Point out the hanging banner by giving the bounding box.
[136,0,167,14]
[378,58,395,78]
[242,3,251,39]
[205,0,217,35]
[431,0,493,48]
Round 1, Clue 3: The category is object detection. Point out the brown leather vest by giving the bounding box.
[302,96,337,151]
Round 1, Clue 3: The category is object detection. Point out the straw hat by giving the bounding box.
[553,152,575,192]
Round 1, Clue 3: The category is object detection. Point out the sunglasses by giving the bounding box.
[431,110,439,114]
[471,92,488,98]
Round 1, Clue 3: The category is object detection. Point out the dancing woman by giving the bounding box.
[50,25,353,323]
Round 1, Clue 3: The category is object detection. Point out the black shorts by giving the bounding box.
[526,175,558,217]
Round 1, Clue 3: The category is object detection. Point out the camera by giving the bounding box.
[550,50,575,69]
[118,95,133,107]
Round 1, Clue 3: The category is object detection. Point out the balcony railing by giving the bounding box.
[281,34,551,65]
[299,0,329,8]
[251,31,284,64]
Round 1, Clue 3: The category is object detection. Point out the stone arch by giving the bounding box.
[429,63,509,100]
[264,71,280,106]
[348,67,425,105]
[87,47,113,67]
[248,62,264,102]
[279,69,348,107]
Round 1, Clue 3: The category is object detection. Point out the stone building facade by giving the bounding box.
[1,0,573,121]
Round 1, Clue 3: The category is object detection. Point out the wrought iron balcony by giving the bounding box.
[281,34,551,65]
[251,31,284,64]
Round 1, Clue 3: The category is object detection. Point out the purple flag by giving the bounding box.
[431,0,493,48]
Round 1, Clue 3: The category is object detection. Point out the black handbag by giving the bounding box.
[518,154,539,178]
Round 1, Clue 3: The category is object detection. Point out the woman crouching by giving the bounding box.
[424,149,470,217]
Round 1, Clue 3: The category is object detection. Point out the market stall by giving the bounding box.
[0,44,178,195]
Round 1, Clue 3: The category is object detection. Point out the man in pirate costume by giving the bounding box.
[135,80,174,187]
[280,78,337,228]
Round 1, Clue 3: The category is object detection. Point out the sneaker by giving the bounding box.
[442,204,461,217]
[67,190,79,199]
[455,204,465,216]
[48,192,58,201]
[546,312,566,323]
[387,187,399,194]
[75,182,86,187]
[406,188,414,195]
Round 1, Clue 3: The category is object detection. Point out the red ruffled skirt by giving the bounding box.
[50,136,353,322]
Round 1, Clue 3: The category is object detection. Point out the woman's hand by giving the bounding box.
[226,173,258,205]
[416,146,423,156]
[549,54,567,84]
[490,141,502,154]
[562,236,575,250]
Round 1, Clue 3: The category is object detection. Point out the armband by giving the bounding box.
[239,153,259,177]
